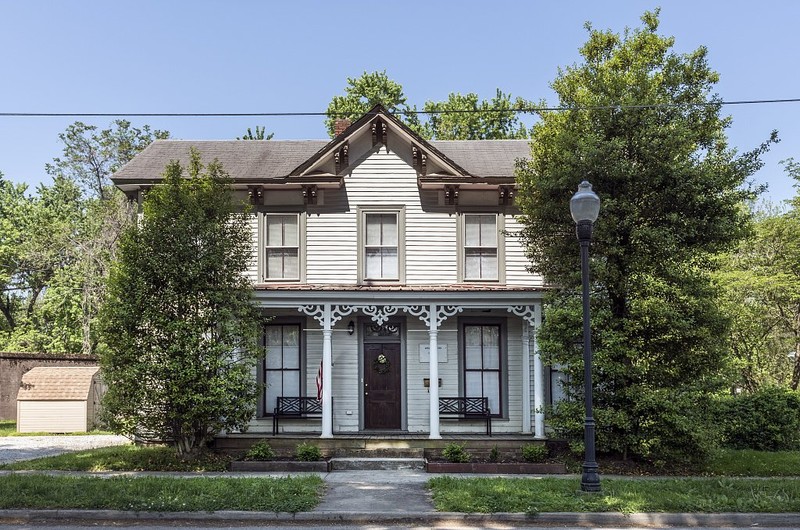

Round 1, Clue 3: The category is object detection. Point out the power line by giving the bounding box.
[1,98,799,118]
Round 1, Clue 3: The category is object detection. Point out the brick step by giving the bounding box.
[329,457,426,471]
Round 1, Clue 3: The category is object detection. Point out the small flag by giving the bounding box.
[316,359,323,401]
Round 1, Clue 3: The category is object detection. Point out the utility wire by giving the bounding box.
[1,98,799,118]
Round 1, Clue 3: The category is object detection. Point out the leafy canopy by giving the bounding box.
[99,149,261,455]
[325,70,420,137]
[716,160,800,391]
[325,70,530,140]
[46,120,168,200]
[516,10,776,464]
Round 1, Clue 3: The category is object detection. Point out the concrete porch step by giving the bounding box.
[329,457,426,471]
[329,447,425,459]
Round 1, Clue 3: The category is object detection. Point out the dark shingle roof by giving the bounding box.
[113,140,328,181]
[431,140,530,177]
[112,138,531,182]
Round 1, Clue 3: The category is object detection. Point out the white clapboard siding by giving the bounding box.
[306,148,460,285]
[504,214,543,287]
[246,213,259,283]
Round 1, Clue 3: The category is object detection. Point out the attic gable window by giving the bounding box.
[265,214,299,280]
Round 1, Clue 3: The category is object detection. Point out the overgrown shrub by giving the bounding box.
[244,441,275,461]
[549,389,719,468]
[441,443,471,463]
[521,443,548,462]
[716,387,800,451]
[295,443,322,461]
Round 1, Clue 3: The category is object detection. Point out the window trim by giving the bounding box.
[260,212,306,283]
[457,212,505,283]
[260,319,305,418]
[458,317,508,418]
[357,206,406,285]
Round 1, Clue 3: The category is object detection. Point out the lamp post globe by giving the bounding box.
[570,180,601,493]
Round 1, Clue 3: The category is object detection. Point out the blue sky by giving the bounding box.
[1,0,798,203]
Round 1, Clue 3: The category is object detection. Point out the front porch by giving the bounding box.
[250,289,549,440]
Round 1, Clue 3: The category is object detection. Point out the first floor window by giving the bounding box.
[463,323,502,415]
[265,214,299,280]
[263,323,301,414]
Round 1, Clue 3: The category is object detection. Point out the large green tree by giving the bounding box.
[717,161,800,391]
[325,71,533,140]
[325,70,420,137]
[46,120,169,199]
[100,149,261,455]
[1,121,166,355]
[516,10,775,464]
[422,89,531,140]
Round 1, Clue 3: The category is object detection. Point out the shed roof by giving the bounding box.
[17,366,100,401]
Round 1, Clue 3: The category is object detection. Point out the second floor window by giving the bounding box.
[265,214,299,280]
[364,213,398,280]
[464,214,498,280]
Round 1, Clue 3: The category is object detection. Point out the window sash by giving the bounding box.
[364,213,399,279]
[463,324,502,416]
[265,214,299,280]
[464,215,498,280]
[264,324,301,415]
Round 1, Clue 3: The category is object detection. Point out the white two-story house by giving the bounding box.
[113,105,551,440]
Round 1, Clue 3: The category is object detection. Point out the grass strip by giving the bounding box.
[0,445,231,472]
[705,449,800,476]
[0,474,322,513]
[428,476,800,514]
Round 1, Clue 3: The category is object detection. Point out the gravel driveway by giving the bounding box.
[0,435,130,464]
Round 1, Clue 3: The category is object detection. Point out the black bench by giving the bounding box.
[272,397,322,435]
[439,396,492,436]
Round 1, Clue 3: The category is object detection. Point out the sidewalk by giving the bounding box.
[0,469,799,527]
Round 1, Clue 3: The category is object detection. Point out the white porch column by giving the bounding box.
[521,321,532,433]
[321,303,333,438]
[428,303,441,439]
[533,302,546,439]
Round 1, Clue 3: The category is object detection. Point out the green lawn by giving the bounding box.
[0,445,231,472]
[0,420,15,436]
[0,474,322,513]
[428,476,800,513]
[705,449,800,476]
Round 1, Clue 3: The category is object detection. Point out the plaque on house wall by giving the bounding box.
[419,344,448,363]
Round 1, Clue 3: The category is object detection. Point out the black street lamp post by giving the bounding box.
[570,180,601,493]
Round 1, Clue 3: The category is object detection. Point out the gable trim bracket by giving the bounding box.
[412,145,428,176]
[444,185,459,206]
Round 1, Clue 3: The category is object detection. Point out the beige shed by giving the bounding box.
[16,366,104,433]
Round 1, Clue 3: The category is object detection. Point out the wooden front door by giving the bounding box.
[364,343,401,430]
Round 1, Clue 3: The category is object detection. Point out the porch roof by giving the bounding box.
[251,284,546,308]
